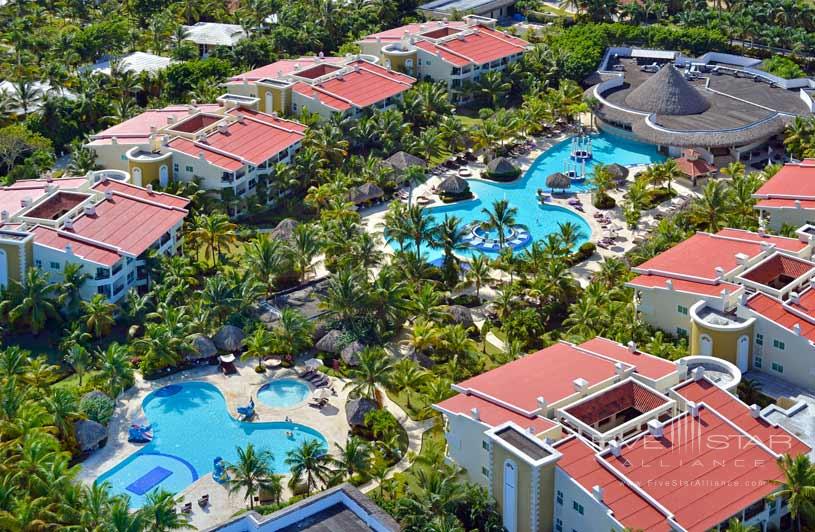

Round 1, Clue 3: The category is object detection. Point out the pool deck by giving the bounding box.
[78,358,429,529]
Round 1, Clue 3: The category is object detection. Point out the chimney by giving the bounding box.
[236,114,245,124]
[573,377,589,394]
[149,126,156,134]
[470,407,480,421]
[714,266,725,278]
[83,204,96,216]
[615,362,627,376]
[21,197,31,208]
[647,419,664,438]
[536,396,547,411]
[677,359,688,378]
[111,136,118,145]
[198,151,206,161]
[794,323,802,335]
[692,366,705,381]
[796,199,802,209]
[592,485,604,503]
[0,210,8,222]
[735,252,749,265]
[749,404,761,418]
[146,184,153,193]
[104,191,113,201]
[608,440,621,457]
[65,244,72,255]
[218,122,229,134]
[665,279,673,290]
[688,400,700,418]
[791,291,801,304]
[627,341,637,353]
[63,218,73,229]
[759,226,767,236]
[167,116,176,125]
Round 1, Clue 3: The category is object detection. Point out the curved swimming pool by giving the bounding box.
[394,132,664,262]
[95,382,326,508]
[257,378,311,407]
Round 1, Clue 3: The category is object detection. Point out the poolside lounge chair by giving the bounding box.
[237,399,255,420]
[299,369,316,379]
[198,495,209,508]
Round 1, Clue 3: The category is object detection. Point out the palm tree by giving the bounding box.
[460,254,492,301]
[332,436,371,480]
[272,308,314,361]
[344,347,394,406]
[389,359,429,410]
[43,388,78,442]
[57,262,90,320]
[287,224,322,283]
[724,518,758,531]
[659,158,683,194]
[690,180,733,232]
[97,343,134,397]
[225,443,280,509]
[133,323,191,371]
[0,268,60,335]
[285,439,332,496]
[405,318,443,358]
[243,326,274,371]
[481,199,518,249]
[737,377,764,406]
[188,213,237,268]
[244,235,287,295]
[770,454,815,531]
[10,80,42,115]
[139,489,192,531]
[64,344,91,386]
[405,205,436,261]
[433,215,468,274]
[81,294,117,338]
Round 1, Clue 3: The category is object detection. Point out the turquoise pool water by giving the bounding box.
[257,378,311,407]
[401,133,664,262]
[96,382,326,508]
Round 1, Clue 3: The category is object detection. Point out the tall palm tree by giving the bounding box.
[433,215,468,273]
[133,323,191,371]
[344,347,394,406]
[43,388,78,442]
[243,326,275,371]
[287,224,323,283]
[285,439,332,496]
[64,344,91,386]
[690,180,733,232]
[389,359,429,410]
[405,205,436,261]
[771,454,815,531]
[80,294,117,338]
[225,443,279,509]
[0,268,60,335]
[332,436,371,480]
[724,518,758,531]
[57,262,89,320]
[244,235,287,295]
[139,489,192,531]
[97,343,134,397]
[460,254,492,301]
[272,308,314,361]
[188,213,237,268]
[481,199,518,249]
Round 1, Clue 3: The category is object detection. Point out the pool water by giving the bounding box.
[96,382,326,508]
[399,132,664,262]
[257,379,311,407]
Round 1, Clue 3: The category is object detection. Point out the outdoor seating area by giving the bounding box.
[300,369,331,389]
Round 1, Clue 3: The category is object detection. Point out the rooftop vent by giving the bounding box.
[536,396,547,410]
[627,341,637,353]
[791,291,801,304]
[83,205,96,216]
[735,252,750,265]
[104,191,113,201]
[573,377,589,394]
[665,279,673,290]
[749,404,761,418]
[592,485,604,502]
[692,366,705,381]
[647,419,664,438]
[218,123,229,134]
[63,218,73,229]
[715,266,725,277]
[608,439,621,457]
[146,184,153,193]
[615,362,627,376]
[21,197,32,208]
[0,210,8,222]
[167,116,175,125]
[470,407,480,421]
[65,243,72,255]
[794,323,802,335]
[688,400,700,418]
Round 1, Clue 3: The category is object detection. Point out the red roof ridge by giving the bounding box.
[309,82,357,108]
[717,227,803,246]
[355,63,416,87]
[232,110,305,134]
[53,225,122,255]
[431,40,477,64]
[106,190,189,214]
[190,139,243,166]
[472,25,530,50]
[90,180,189,206]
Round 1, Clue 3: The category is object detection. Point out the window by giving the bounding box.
[482,440,489,451]
[173,163,179,172]
[481,466,489,477]
[756,333,764,346]
[185,165,193,172]
[35,259,42,268]
[677,305,688,315]
[754,356,762,369]
[555,519,562,532]
[677,327,688,338]
[120,154,126,161]
[773,339,785,350]
[127,271,135,284]
[572,501,584,515]
[49,261,60,270]
[556,490,563,505]
[772,362,784,373]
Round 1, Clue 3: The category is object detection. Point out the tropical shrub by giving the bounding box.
[762,56,806,79]
[592,191,616,209]
[79,392,115,425]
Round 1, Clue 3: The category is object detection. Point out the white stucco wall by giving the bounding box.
[443,412,493,487]
[759,206,815,231]
[553,468,624,532]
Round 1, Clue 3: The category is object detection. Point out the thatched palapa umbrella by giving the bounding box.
[348,183,384,205]
[213,325,245,352]
[315,329,343,353]
[74,419,108,453]
[269,218,299,241]
[546,172,571,192]
[437,175,470,196]
[486,157,519,177]
[341,340,364,366]
[605,163,629,181]
[383,151,426,172]
[346,397,378,428]
[186,333,217,361]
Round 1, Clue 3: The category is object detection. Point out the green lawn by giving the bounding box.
[456,114,484,128]
[386,388,432,421]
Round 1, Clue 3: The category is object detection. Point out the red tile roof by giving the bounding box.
[361,21,469,41]
[555,436,666,531]
[674,378,810,457]
[31,225,121,266]
[627,274,740,296]
[741,253,814,285]
[756,198,815,209]
[66,191,187,257]
[745,291,815,340]
[90,104,222,141]
[755,160,815,199]
[604,405,788,531]
[577,337,677,382]
[91,180,190,209]
[167,109,305,171]
[674,156,714,176]
[633,230,807,282]
[229,57,346,82]
[0,177,89,218]
[564,380,668,426]
[435,393,558,434]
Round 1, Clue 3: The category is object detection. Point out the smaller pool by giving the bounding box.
[258,379,311,407]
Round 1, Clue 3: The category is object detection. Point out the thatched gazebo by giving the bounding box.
[605,163,629,181]
[341,341,364,366]
[546,172,571,192]
[485,157,521,181]
[382,151,426,174]
[269,218,299,241]
[446,305,474,329]
[74,419,108,453]
[186,333,217,361]
[437,175,470,198]
[346,397,378,428]
[315,329,343,353]
[624,65,711,116]
[348,183,384,205]
[213,325,244,352]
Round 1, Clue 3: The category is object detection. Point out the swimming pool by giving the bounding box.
[95,382,326,508]
[257,379,311,407]
[398,132,664,262]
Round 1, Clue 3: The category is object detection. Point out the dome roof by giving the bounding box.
[624,65,710,116]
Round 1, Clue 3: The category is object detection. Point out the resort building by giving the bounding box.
[754,159,815,230]
[418,0,518,21]
[225,55,416,120]
[86,100,306,214]
[181,22,246,58]
[589,48,814,167]
[82,51,173,77]
[434,337,809,531]
[206,484,399,531]
[357,16,529,102]
[0,171,188,302]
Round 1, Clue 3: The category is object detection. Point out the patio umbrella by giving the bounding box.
[605,163,629,181]
[219,354,235,363]
[314,388,331,400]
[304,358,323,370]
